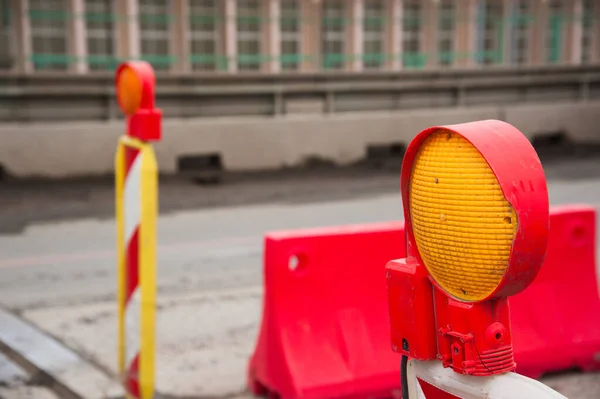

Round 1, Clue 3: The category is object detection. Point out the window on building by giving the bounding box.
[402,0,422,68]
[190,0,223,71]
[546,0,564,63]
[237,0,262,71]
[476,0,504,65]
[281,0,301,71]
[581,0,593,64]
[321,0,346,70]
[438,0,455,67]
[30,0,69,71]
[363,0,385,69]
[139,0,171,71]
[85,0,116,71]
[0,0,12,70]
[509,0,530,65]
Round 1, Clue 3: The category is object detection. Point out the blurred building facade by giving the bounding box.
[0,0,598,75]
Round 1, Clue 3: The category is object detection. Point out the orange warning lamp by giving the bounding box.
[386,120,549,375]
[115,61,162,142]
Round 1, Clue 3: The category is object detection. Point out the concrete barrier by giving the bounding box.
[1,101,600,178]
[506,102,600,143]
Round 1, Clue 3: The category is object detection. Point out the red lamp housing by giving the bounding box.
[387,120,549,376]
[115,61,162,142]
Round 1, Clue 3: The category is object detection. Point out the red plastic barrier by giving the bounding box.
[249,222,406,399]
[511,205,600,378]
[248,206,600,399]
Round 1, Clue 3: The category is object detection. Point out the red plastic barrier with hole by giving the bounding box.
[249,222,406,399]
[248,206,600,399]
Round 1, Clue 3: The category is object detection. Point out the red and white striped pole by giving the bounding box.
[123,143,142,397]
[115,61,161,399]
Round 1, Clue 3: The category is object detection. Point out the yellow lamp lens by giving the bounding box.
[116,66,142,115]
[409,130,517,302]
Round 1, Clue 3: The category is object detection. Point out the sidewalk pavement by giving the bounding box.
[2,283,600,399]
[5,281,599,399]
[17,286,263,398]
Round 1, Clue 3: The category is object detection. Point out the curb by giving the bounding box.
[0,307,124,399]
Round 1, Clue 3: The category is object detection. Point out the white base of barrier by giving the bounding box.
[407,359,567,399]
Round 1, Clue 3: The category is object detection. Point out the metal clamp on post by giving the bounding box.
[386,120,567,398]
[115,61,161,399]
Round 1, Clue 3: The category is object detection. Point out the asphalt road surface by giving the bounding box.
[0,156,599,398]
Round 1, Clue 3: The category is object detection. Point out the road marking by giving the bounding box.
[0,236,259,270]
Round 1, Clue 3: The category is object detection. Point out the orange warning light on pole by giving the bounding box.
[116,65,143,115]
[115,61,161,141]
[115,61,161,399]
[386,120,550,377]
